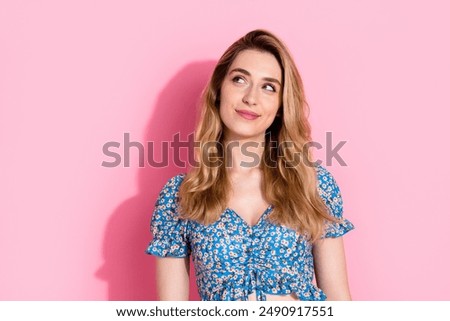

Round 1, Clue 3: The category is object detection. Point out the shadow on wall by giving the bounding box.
[95,60,217,300]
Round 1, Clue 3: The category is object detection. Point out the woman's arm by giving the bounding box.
[155,256,190,300]
[312,236,352,300]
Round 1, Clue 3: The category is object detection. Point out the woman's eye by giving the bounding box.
[263,84,276,92]
[232,76,245,84]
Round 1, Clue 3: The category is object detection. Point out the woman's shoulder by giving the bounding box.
[157,172,188,196]
[314,163,338,186]
[314,163,343,202]
[163,172,187,187]
[152,172,188,216]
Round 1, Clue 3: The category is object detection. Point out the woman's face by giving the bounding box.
[219,49,282,143]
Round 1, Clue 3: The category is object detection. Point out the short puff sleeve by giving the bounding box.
[316,165,355,238]
[145,174,190,257]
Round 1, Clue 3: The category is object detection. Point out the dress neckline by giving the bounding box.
[225,204,273,228]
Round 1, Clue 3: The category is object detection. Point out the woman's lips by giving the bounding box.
[235,109,260,120]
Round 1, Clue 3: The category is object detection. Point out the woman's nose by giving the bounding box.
[242,86,257,105]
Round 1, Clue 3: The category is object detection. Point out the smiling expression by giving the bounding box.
[219,49,283,143]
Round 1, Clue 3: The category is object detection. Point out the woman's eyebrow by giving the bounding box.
[229,67,282,86]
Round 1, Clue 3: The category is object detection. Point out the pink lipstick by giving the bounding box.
[235,109,260,120]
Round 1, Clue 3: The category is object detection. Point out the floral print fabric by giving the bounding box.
[146,164,354,301]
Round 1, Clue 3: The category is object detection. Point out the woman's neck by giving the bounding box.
[222,137,265,174]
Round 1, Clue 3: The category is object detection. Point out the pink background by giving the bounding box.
[1,0,449,300]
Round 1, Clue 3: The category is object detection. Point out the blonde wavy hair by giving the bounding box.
[178,29,337,241]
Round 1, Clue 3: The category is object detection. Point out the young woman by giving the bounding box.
[146,29,355,301]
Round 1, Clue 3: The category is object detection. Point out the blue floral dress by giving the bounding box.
[146,164,354,301]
